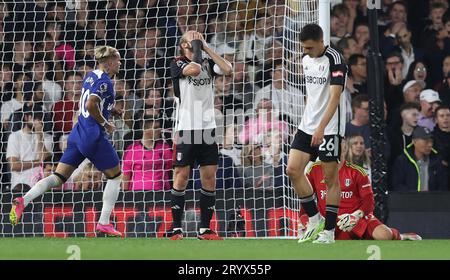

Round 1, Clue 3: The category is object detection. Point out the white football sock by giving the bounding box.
[98,175,121,225]
[23,174,63,206]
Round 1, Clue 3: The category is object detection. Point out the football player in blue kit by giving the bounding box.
[10,46,124,237]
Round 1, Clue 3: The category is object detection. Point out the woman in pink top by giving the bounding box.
[122,115,173,191]
[239,98,288,145]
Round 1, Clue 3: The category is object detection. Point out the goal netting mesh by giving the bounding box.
[0,0,318,238]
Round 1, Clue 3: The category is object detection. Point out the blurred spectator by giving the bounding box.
[137,0,171,28]
[420,1,448,49]
[434,54,450,91]
[384,52,406,124]
[164,0,195,57]
[344,134,371,179]
[387,0,408,26]
[418,89,441,131]
[395,26,425,78]
[64,2,92,53]
[353,22,370,55]
[73,161,104,191]
[125,28,168,85]
[31,56,63,111]
[424,27,449,87]
[6,105,52,192]
[1,73,28,129]
[193,152,243,189]
[11,40,33,75]
[210,11,245,58]
[239,98,288,145]
[144,88,175,140]
[403,80,425,103]
[253,60,302,126]
[220,124,242,167]
[241,144,274,190]
[0,2,14,46]
[381,21,406,58]
[387,79,425,133]
[214,75,243,112]
[30,156,56,190]
[336,37,360,62]
[331,4,352,43]
[0,63,14,102]
[262,131,288,189]
[392,126,448,191]
[112,95,131,156]
[122,115,172,191]
[439,71,450,107]
[432,105,450,172]
[30,154,78,191]
[239,13,276,82]
[264,39,283,67]
[52,71,82,134]
[345,94,370,149]
[387,102,420,168]
[128,70,161,112]
[77,60,96,77]
[343,0,366,27]
[346,54,367,106]
[343,54,367,118]
[186,15,208,38]
[10,94,53,134]
[232,60,255,110]
[116,10,139,43]
[405,60,431,89]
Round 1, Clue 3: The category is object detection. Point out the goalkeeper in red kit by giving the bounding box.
[300,153,422,241]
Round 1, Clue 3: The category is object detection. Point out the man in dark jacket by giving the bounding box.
[432,105,450,186]
[392,126,448,191]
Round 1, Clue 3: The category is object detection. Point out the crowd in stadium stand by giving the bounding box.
[0,0,450,193]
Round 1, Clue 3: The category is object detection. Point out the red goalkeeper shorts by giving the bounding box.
[335,214,383,240]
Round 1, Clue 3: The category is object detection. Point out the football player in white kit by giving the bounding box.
[169,31,232,240]
[286,24,348,244]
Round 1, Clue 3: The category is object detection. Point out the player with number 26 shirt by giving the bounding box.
[287,24,348,244]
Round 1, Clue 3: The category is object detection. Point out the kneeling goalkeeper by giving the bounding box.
[300,147,421,241]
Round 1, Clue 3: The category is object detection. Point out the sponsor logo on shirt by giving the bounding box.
[86,77,94,85]
[345,178,351,187]
[305,75,327,85]
[320,190,353,199]
[177,60,185,67]
[332,71,344,78]
[187,76,212,86]
[107,103,114,111]
[100,83,108,93]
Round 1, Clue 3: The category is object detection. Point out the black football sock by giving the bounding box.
[200,188,216,230]
[171,188,185,230]
[325,205,339,231]
[299,194,319,218]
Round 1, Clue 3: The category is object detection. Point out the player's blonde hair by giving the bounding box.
[94,46,119,63]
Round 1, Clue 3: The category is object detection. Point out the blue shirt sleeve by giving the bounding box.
[90,78,112,101]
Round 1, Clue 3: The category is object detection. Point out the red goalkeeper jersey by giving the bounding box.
[305,161,375,216]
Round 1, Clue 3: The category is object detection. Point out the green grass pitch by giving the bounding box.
[1,238,450,260]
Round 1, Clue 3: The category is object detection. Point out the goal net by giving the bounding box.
[0,0,318,238]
